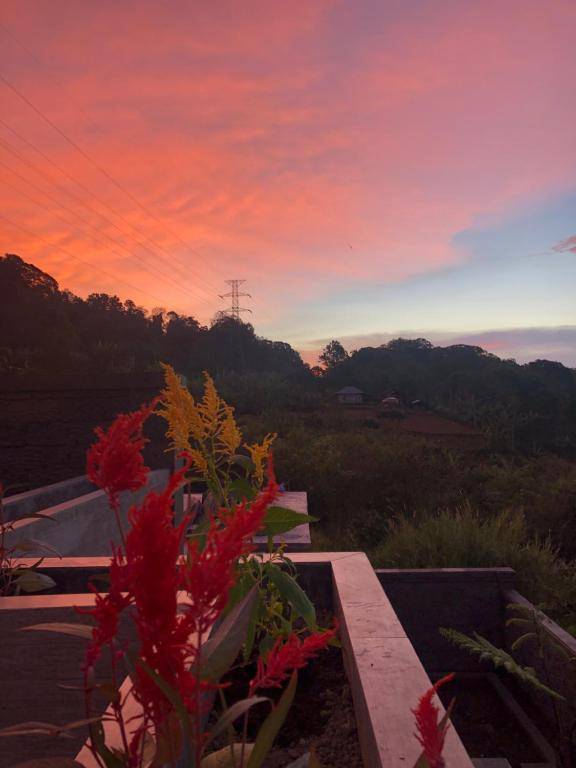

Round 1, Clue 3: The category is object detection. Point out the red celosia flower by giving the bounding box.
[249,625,337,695]
[80,546,132,666]
[180,455,279,638]
[412,673,455,768]
[84,584,131,667]
[84,450,281,756]
[86,400,157,510]
[125,462,194,727]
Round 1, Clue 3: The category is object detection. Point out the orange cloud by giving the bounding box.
[1,0,575,328]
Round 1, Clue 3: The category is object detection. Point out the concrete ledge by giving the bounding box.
[4,469,169,556]
[3,475,96,522]
[377,567,515,584]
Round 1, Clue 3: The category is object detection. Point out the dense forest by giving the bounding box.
[0,253,307,381]
[3,252,576,627]
[2,252,576,455]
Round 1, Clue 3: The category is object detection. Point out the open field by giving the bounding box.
[326,406,487,449]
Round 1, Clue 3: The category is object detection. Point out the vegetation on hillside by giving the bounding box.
[3,253,576,453]
[0,253,308,382]
[3,252,576,626]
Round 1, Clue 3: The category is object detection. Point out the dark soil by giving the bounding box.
[436,676,547,768]
[216,646,362,768]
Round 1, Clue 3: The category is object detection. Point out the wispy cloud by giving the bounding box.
[1,0,575,335]
[301,326,576,367]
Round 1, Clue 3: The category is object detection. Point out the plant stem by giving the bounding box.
[111,497,127,549]
[111,647,131,762]
[194,629,203,768]
[239,711,249,768]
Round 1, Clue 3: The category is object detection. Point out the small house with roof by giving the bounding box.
[335,385,364,404]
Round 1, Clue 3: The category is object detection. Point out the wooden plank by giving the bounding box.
[333,553,474,768]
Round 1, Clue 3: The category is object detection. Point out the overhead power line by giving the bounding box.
[0,166,213,307]
[0,119,216,301]
[0,71,224,293]
[0,22,101,136]
[0,211,173,307]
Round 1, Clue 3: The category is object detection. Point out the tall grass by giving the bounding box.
[370,506,576,616]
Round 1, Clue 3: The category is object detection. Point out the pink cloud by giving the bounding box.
[1,0,575,323]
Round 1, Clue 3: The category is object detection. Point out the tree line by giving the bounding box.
[319,337,576,453]
[2,252,575,454]
[0,253,307,380]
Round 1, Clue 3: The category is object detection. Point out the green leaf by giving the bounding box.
[267,566,316,627]
[201,744,254,767]
[258,633,275,658]
[13,570,56,593]
[226,566,257,613]
[243,589,260,661]
[13,539,61,557]
[259,507,317,537]
[201,587,258,681]
[440,628,565,701]
[205,696,269,750]
[87,719,125,768]
[21,622,93,640]
[247,671,298,768]
[136,658,193,743]
[230,454,255,473]
[0,722,70,738]
[0,718,102,739]
[11,512,60,523]
[229,478,256,502]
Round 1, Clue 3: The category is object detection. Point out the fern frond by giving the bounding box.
[505,617,533,630]
[510,633,536,653]
[439,628,565,701]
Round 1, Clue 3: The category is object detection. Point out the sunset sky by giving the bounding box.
[1,1,575,364]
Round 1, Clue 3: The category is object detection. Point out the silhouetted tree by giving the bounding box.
[319,340,349,369]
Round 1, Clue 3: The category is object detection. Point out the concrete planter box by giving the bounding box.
[1,554,473,768]
[376,569,561,767]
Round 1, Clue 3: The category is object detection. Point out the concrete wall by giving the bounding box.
[0,372,170,492]
[504,588,576,737]
[3,475,96,522]
[0,598,135,768]
[5,468,169,557]
[376,568,515,673]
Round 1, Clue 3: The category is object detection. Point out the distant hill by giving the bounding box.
[0,253,307,381]
[319,337,576,454]
[2,253,575,454]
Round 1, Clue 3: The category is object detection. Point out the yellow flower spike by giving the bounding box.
[187,448,209,476]
[158,363,206,450]
[245,432,277,485]
[218,406,242,455]
[198,372,224,433]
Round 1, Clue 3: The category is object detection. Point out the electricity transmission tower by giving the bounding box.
[218,279,252,321]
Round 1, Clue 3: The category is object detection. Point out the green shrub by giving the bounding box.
[370,506,576,616]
